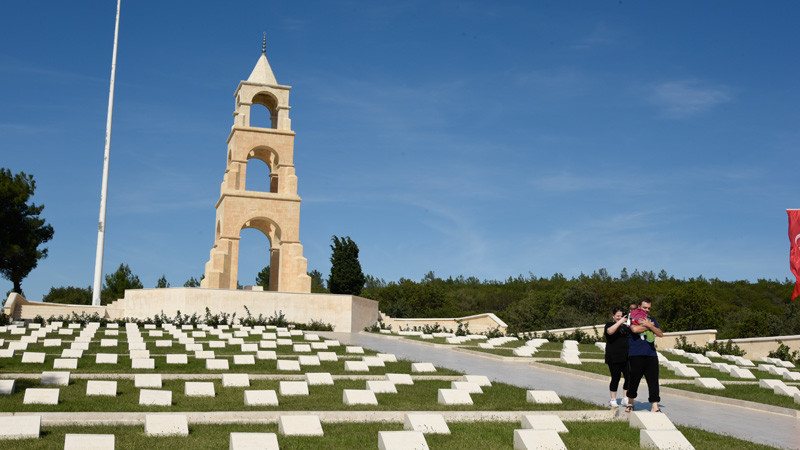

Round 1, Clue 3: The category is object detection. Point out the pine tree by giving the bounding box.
[327,236,365,296]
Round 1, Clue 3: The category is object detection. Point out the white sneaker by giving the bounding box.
[621,396,629,405]
[609,399,619,407]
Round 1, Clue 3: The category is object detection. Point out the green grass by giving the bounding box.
[0,378,601,412]
[667,383,800,410]
[2,420,778,449]
[537,360,785,382]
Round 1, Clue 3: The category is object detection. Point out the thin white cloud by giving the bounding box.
[570,23,618,50]
[650,80,732,118]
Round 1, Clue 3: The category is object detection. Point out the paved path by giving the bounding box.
[323,332,800,450]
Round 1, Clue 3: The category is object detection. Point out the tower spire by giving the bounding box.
[262,32,266,54]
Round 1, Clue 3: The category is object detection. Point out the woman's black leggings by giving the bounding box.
[607,361,629,392]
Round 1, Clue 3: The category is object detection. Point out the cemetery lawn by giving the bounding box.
[537,361,779,382]
[0,378,601,412]
[666,383,800,410]
[6,420,778,449]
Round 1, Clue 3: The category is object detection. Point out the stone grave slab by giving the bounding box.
[521,414,568,433]
[310,342,328,350]
[206,359,230,370]
[256,351,277,360]
[674,366,700,378]
[186,381,216,397]
[7,342,28,351]
[260,340,277,349]
[293,344,312,352]
[24,388,59,404]
[279,381,309,396]
[145,414,188,436]
[386,373,414,385]
[95,353,118,364]
[774,385,800,397]
[705,351,721,357]
[695,378,725,389]
[758,379,785,389]
[324,339,341,347]
[775,360,795,368]
[346,346,365,354]
[130,350,150,359]
[0,349,14,358]
[317,352,338,362]
[640,429,694,449]
[241,343,258,352]
[135,374,163,388]
[377,353,397,363]
[104,330,118,336]
[0,380,15,395]
[438,389,472,405]
[67,323,81,329]
[451,381,483,393]
[53,358,78,370]
[209,341,226,349]
[155,340,173,348]
[132,358,155,369]
[229,432,279,450]
[166,354,188,364]
[58,329,74,336]
[139,389,172,406]
[277,360,301,371]
[41,371,70,386]
[526,390,562,404]
[64,433,115,450]
[513,429,566,450]
[304,333,320,341]
[345,361,370,372]
[223,373,250,387]
[343,389,378,405]
[234,354,256,365]
[0,415,41,439]
[244,390,279,406]
[278,415,323,436]
[71,342,89,351]
[262,333,277,340]
[195,350,215,359]
[228,338,245,345]
[61,349,83,358]
[411,363,436,373]
[149,330,164,337]
[22,352,46,363]
[306,372,334,385]
[630,411,676,430]
[404,413,449,434]
[462,375,492,386]
[43,338,62,347]
[730,368,756,379]
[290,330,303,337]
[298,355,321,366]
[367,380,397,393]
[86,380,117,396]
[379,431,429,450]
[363,356,385,367]
[783,371,800,381]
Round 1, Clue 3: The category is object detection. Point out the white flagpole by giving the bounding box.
[92,0,122,306]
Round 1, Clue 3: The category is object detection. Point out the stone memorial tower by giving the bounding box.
[201,41,311,293]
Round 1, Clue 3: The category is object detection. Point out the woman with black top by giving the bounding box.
[604,307,629,407]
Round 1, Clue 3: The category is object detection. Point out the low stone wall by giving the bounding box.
[3,289,379,333]
[717,335,800,360]
[379,312,507,333]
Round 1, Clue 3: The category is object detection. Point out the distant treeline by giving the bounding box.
[361,268,799,339]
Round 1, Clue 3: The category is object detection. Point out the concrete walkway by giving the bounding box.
[323,332,800,450]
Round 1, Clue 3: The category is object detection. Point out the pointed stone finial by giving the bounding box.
[262,32,266,54]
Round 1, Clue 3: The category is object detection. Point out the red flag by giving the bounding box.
[789,210,800,300]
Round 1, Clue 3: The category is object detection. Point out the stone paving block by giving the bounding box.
[513,429,566,450]
[64,433,115,450]
[346,346,365,354]
[132,358,155,369]
[95,353,118,364]
[363,356,385,367]
[256,351,277,360]
[145,414,188,436]
[411,363,436,373]
[244,390,279,406]
[229,432,279,450]
[386,373,414,385]
[437,388,472,405]
[345,361,370,372]
[166,354,188,364]
[758,379,785,389]
[404,413,450,434]
[278,415,323,436]
[521,414,568,433]
[61,349,83,358]
[298,355,321,366]
[53,358,78,369]
[462,375,492,386]
[41,371,70,386]
[279,381,309,396]
[344,388,379,405]
[22,352,46,363]
[306,372,334,385]
[223,373,250,387]
[293,344,312,352]
[451,381,483,393]
[379,430,429,450]
[86,380,117,396]
[629,411,676,430]
[526,390,562,404]
[640,429,694,449]
[24,388,59,405]
[140,389,172,406]
[206,359,230,370]
[695,378,725,389]
[135,374,163,388]
[0,379,15,395]
[317,351,338,362]
[366,380,397,393]
[277,359,301,371]
[186,381,216,397]
[0,415,41,439]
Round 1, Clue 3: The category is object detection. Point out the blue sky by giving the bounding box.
[2,1,798,301]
